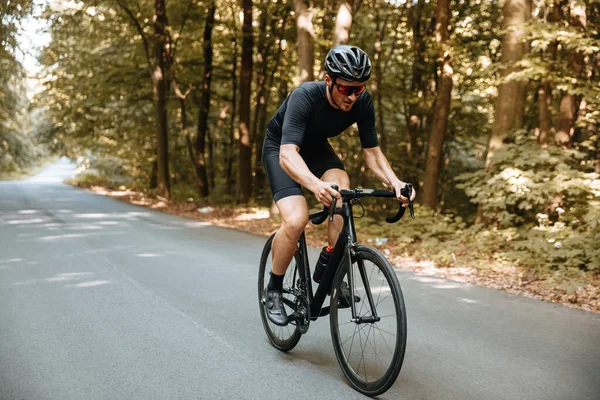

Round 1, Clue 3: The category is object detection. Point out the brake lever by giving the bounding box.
[401,183,415,219]
[329,184,339,222]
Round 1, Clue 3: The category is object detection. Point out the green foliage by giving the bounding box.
[506,215,600,273]
[455,132,600,272]
[456,132,599,226]
[0,0,52,174]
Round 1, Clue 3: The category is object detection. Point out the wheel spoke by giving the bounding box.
[373,324,395,354]
[331,249,406,395]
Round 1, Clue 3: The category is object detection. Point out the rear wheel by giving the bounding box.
[258,232,303,352]
[330,246,407,396]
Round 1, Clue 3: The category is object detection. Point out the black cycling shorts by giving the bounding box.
[263,140,345,202]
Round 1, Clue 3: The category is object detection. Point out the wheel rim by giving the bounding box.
[333,256,403,386]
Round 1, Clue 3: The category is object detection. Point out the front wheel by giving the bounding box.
[330,246,407,396]
[258,232,303,352]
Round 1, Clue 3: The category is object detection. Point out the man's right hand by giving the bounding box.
[312,181,341,207]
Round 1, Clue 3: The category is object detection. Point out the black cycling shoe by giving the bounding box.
[338,282,361,309]
[266,289,288,326]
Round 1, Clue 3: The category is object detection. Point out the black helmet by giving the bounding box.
[324,45,372,82]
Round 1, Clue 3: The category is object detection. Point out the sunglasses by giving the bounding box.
[334,82,366,96]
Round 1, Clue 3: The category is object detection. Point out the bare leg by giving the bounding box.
[271,195,309,276]
[321,169,350,247]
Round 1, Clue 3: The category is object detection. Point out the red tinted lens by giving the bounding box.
[353,85,366,95]
[338,84,365,96]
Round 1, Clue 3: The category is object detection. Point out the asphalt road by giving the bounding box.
[1,159,599,400]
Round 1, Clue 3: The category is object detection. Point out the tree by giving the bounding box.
[0,0,37,171]
[405,0,432,186]
[537,0,560,147]
[555,0,587,148]
[422,0,452,209]
[486,0,532,167]
[115,0,174,198]
[252,1,289,199]
[333,0,362,46]
[195,1,216,198]
[294,0,315,82]
[238,0,254,203]
[151,0,171,198]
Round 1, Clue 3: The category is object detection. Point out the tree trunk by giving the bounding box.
[212,105,229,190]
[180,96,204,199]
[555,94,575,148]
[555,0,586,149]
[538,1,559,147]
[269,79,289,217]
[486,0,532,168]
[406,0,427,186]
[250,5,270,148]
[333,0,361,45]
[150,158,158,188]
[152,0,170,199]
[195,1,216,198]
[238,0,253,203]
[207,120,215,191]
[422,0,452,209]
[538,82,552,146]
[172,82,198,194]
[371,7,388,152]
[596,134,600,175]
[294,0,314,82]
[254,14,288,199]
[250,4,271,199]
[226,23,239,196]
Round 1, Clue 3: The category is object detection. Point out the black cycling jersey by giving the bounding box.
[264,81,379,151]
[262,81,379,202]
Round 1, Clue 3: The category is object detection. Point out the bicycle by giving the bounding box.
[258,184,414,396]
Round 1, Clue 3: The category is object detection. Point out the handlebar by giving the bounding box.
[310,184,415,225]
[386,183,414,223]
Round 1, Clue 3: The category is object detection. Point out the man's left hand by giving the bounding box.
[391,180,416,208]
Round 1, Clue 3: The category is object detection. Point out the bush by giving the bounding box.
[454,132,600,273]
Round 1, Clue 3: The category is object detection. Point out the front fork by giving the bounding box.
[344,246,380,323]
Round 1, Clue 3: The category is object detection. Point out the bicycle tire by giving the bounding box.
[330,245,407,396]
[258,232,303,352]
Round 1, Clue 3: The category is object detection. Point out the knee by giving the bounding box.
[323,170,350,190]
[282,213,309,237]
[338,175,350,190]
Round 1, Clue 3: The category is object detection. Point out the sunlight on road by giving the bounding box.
[73,212,151,219]
[39,233,86,241]
[11,272,109,288]
[136,253,162,258]
[67,280,111,288]
[0,258,23,266]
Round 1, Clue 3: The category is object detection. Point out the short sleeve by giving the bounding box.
[357,93,379,149]
[281,88,312,148]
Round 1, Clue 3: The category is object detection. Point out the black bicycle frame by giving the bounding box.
[295,201,377,321]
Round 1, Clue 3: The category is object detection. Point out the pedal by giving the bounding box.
[319,306,330,317]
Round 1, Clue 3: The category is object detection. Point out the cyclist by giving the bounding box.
[262,45,416,326]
